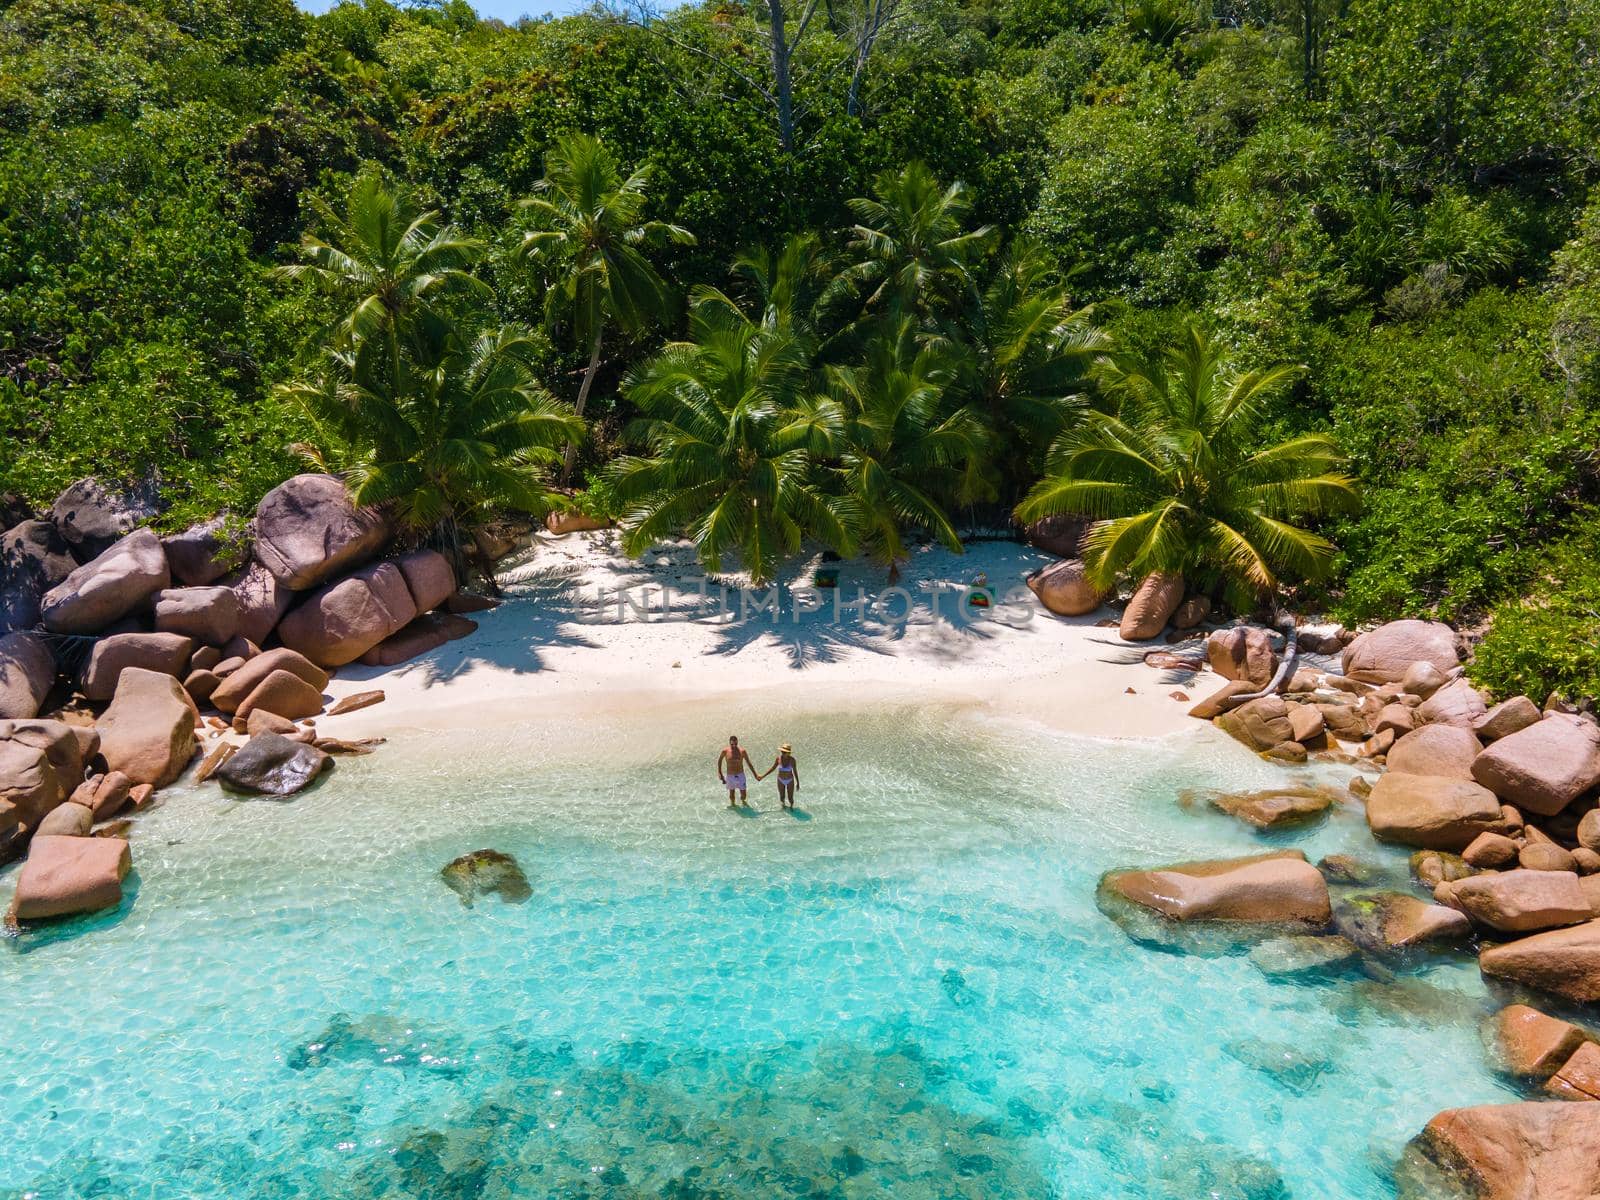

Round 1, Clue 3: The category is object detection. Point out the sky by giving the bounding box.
[297,0,600,20]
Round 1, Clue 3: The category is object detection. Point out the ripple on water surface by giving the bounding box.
[0,705,1519,1198]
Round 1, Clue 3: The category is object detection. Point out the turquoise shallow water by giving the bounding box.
[1,703,1518,1198]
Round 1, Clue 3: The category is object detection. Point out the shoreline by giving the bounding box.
[314,531,1222,746]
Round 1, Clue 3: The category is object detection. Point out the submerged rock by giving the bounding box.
[1223,1037,1335,1095]
[287,1013,466,1075]
[1328,975,1487,1029]
[440,849,532,908]
[1317,854,1393,887]
[1194,785,1339,832]
[1248,934,1362,982]
[1068,1096,1289,1199]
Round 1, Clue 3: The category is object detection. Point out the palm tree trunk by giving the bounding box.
[561,328,603,485]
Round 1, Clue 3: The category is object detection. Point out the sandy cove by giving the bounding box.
[315,532,1220,745]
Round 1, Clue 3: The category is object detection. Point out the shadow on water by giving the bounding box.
[19,1014,1294,1199]
[787,807,814,822]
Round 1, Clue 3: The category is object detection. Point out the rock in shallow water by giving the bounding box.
[1194,785,1339,832]
[1451,869,1591,934]
[1098,851,1330,955]
[216,733,331,797]
[1333,891,1472,959]
[1484,1004,1591,1083]
[10,834,131,919]
[1104,851,1330,923]
[1396,1101,1600,1200]
[440,848,532,908]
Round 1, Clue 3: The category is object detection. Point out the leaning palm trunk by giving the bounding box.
[562,330,603,484]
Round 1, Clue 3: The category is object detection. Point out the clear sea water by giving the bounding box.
[0,701,1519,1199]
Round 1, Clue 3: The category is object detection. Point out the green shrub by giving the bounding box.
[1319,291,1596,620]
[1473,520,1600,703]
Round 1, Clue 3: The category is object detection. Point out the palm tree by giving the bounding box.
[829,320,988,579]
[1015,325,1357,608]
[956,239,1110,498]
[273,173,489,392]
[279,320,584,583]
[830,162,995,326]
[513,132,695,479]
[606,304,853,584]
[695,232,834,342]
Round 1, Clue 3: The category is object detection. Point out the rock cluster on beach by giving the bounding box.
[1048,582,1600,1196]
[0,472,504,928]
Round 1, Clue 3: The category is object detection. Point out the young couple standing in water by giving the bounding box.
[717,736,799,810]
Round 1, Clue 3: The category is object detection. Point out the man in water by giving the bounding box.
[717,735,756,808]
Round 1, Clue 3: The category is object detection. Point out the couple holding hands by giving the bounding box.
[717,736,800,810]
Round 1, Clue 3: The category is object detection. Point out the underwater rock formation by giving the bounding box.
[440,849,532,908]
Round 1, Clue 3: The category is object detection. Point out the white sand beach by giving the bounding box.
[316,532,1227,745]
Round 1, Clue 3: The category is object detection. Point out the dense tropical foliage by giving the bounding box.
[0,0,1598,692]
[1018,326,1357,608]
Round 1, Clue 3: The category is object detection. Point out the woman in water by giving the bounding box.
[758,744,800,809]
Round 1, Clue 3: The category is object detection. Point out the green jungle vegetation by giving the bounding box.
[1,0,1597,695]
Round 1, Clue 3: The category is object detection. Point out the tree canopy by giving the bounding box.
[2,0,1598,695]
